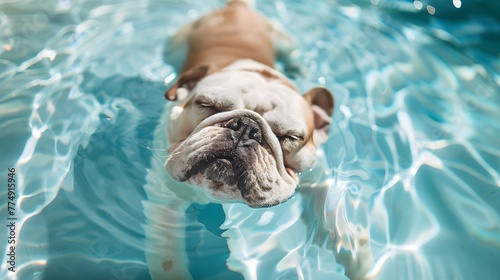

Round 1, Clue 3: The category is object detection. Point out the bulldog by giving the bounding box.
[163,1,333,208]
[143,1,371,279]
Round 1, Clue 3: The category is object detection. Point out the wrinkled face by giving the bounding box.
[165,70,330,207]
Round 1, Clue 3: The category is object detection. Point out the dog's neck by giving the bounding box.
[181,3,275,72]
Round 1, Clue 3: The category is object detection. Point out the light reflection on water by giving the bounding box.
[0,0,499,279]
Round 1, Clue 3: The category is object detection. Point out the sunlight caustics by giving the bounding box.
[1,0,499,279]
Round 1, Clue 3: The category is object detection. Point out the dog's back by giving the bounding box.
[182,0,275,71]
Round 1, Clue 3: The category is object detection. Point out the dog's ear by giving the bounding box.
[164,64,217,101]
[303,87,334,145]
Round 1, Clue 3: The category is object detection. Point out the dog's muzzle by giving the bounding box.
[166,109,297,207]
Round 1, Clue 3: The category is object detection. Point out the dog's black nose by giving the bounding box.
[225,116,262,145]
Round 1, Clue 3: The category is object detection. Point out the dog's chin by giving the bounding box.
[182,154,283,207]
[167,143,297,208]
[188,156,239,186]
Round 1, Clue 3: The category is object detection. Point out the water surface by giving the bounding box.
[1,0,499,279]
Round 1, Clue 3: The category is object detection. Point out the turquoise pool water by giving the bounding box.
[1,0,499,279]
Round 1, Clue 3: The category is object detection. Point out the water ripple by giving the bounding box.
[1,0,499,280]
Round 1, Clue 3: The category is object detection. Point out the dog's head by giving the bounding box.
[164,62,334,208]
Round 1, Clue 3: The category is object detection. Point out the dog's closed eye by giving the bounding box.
[196,100,218,111]
[194,96,232,112]
[275,134,303,156]
[276,133,304,143]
